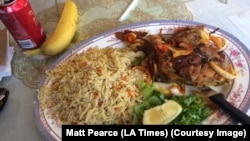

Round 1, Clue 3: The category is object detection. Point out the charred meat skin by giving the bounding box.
[171,25,210,46]
[115,26,235,87]
[155,26,231,86]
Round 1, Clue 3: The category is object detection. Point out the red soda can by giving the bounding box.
[0,0,46,49]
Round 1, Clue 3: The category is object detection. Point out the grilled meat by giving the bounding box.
[115,25,235,87]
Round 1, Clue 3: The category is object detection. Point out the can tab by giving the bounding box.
[0,0,15,5]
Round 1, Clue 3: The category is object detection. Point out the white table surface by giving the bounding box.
[0,0,250,141]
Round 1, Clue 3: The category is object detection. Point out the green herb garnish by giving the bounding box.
[132,81,165,124]
[169,95,212,125]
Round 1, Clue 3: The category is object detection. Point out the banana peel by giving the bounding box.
[23,0,78,57]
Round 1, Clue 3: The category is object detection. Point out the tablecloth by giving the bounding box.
[0,0,250,141]
[8,0,193,89]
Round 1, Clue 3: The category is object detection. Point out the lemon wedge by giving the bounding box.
[142,100,182,125]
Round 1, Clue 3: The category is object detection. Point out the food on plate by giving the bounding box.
[153,82,186,97]
[132,81,214,125]
[38,47,149,124]
[115,25,236,87]
[142,99,182,125]
[24,0,78,56]
[209,34,228,51]
[209,60,236,80]
[38,25,235,126]
[169,94,214,125]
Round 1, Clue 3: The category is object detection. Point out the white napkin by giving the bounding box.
[228,8,250,39]
[0,46,14,81]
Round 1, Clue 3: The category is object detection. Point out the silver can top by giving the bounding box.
[0,0,16,6]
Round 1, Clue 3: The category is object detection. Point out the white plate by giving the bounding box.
[33,20,250,141]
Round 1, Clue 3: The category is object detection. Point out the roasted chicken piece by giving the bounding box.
[115,25,236,87]
[170,25,210,47]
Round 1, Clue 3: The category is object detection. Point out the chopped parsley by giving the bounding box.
[169,94,213,125]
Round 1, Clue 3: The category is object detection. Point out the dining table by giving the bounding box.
[0,0,250,141]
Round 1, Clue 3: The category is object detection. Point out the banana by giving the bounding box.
[42,0,78,56]
[23,0,78,56]
[23,48,42,57]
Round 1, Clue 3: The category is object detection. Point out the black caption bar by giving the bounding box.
[62,125,250,141]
